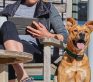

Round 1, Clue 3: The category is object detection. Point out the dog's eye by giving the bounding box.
[74,29,78,32]
[85,31,88,33]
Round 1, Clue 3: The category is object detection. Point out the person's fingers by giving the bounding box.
[27,26,40,34]
[27,29,40,37]
[54,34,64,41]
[32,21,41,29]
[27,26,36,32]
[39,22,46,28]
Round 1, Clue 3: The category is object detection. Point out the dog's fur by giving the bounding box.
[57,18,93,82]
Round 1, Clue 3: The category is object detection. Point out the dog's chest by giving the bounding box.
[65,62,87,80]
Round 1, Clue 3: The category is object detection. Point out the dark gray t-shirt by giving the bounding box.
[14,4,37,44]
[14,4,36,18]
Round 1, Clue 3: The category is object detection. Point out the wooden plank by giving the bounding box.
[44,46,51,82]
[40,37,63,48]
[0,50,33,64]
[0,64,8,82]
[53,76,57,82]
[24,63,57,76]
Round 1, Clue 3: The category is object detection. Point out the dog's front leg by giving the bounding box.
[84,69,91,82]
[57,66,66,82]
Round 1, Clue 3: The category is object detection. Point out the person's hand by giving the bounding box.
[26,21,53,39]
[54,34,64,41]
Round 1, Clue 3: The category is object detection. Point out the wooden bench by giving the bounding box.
[7,17,64,82]
[0,15,64,82]
[0,50,33,82]
[40,38,63,82]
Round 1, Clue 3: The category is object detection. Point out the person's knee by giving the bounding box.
[1,21,16,33]
[0,21,20,42]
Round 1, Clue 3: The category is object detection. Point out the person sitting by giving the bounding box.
[0,0,68,82]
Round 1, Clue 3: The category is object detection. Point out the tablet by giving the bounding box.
[8,17,39,34]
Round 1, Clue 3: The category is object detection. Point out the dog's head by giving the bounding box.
[66,18,93,53]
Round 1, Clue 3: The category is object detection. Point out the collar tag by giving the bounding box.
[75,55,84,61]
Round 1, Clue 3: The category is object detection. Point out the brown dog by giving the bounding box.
[57,18,93,82]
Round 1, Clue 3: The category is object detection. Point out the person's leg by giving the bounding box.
[0,45,16,82]
[1,21,32,82]
[22,40,43,63]
[8,65,16,82]
[4,40,28,81]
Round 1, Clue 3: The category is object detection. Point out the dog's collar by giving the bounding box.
[64,48,84,61]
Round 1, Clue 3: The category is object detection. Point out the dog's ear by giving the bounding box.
[66,18,77,30]
[85,21,93,32]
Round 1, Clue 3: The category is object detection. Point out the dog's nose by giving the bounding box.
[79,33,85,39]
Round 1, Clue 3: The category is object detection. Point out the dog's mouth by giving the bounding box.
[73,39,86,50]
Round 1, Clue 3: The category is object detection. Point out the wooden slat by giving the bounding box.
[24,63,57,76]
[40,37,63,48]
[41,38,64,82]
[0,65,8,82]
[44,46,51,82]
[0,50,33,64]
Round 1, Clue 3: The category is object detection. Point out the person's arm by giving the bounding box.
[26,19,64,41]
[26,21,57,39]
[26,3,67,41]
[50,4,68,42]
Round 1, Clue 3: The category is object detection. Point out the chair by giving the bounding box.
[7,17,64,82]
[0,50,33,82]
